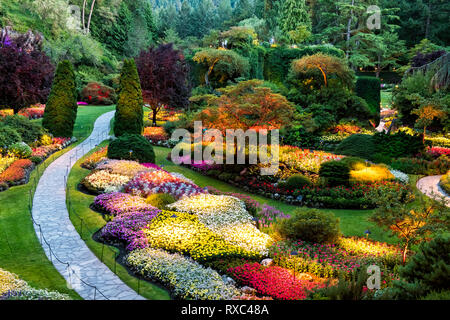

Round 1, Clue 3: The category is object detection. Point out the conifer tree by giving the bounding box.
[42,60,77,138]
[114,59,144,137]
[280,0,311,34]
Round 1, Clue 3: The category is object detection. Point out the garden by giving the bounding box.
[0,0,449,306]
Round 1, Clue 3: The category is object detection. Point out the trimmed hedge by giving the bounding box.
[108,134,155,163]
[319,160,350,187]
[42,60,78,138]
[335,134,376,160]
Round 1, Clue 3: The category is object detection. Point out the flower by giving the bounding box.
[93,192,157,216]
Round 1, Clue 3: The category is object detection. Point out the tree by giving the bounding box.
[176,0,194,38]
[369,191,449,265]
[43,60,78,138]
[0,29,54,113]
[279,0,311,34]
[192,48,249,87]
[136,44,190,126]
[291,53,353,88]
[194,79,294,132]
[412,104,447,143]
[114,59,144,136]
[233,0,254,23]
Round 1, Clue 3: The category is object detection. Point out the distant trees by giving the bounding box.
[136,44,190,126]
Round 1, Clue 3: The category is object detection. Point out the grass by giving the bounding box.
[0,105,114,299]
[381,90,393,109]
[152,146,398,244]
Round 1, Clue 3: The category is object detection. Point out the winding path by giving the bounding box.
[32,111,145,300]
[416,175,450,207]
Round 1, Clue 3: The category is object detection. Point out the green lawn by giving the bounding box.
[0,105,115,299]
[381,90,393,109]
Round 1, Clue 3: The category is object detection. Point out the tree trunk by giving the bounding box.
[82,0,87,33]
[423,126,427,144]
[152,108,158,127]
[86,0,96,34]
[376,54,381,78]
[425,0,431,39]
[346,0,355,59]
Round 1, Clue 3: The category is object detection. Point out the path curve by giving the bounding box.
[32,111,144,300]
[416,175,450,207]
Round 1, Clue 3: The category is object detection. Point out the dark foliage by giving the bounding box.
[114,58,144,136]
[108,134,155,163]
[136,43,190,125]
[319,160,350,187]
[355,76,381,121]
[411,50,446,68]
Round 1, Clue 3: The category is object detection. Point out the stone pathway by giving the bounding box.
[416,175,450,207]
[32,111,145,300]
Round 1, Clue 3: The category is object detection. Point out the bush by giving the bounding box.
[0,125,21,148]
[146,193,176,210]
[9,142,32,159]
[80,82,117,105]
[372,131,425,159]
[113,59,144,137]
[42,60,78,138]
[355,76,381,119]
[108,134,155,163]
[277,209,340,244]
[440,171,450,195]
[286,174,312,189]
[1,115,45,144]
[335,134,376,160]
[319,160,350,187]
[390,157,449,175]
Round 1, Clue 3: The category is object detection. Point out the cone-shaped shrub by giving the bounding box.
[42,60,78,137]
[114,59,144,137]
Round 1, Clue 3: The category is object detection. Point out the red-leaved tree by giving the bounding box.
[136,43,190,126]
[0,29,54,113]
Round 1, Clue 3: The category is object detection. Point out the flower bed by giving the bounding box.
[167,194,273,255]
[0,268,70,300]
[390,156,449,175]
[95,159,152,177]
[81,147,108,170]
[426,146,450,158]
[18,104,45,120]
[101,209,160,251]
[0,159,34,188]
[227,263,326,300]
[143,210,260,262]
[126,248,240,300]
[0,157,16,175]
[81,170,130,194]
[279,146,343,174]
[124,170,207,199]
[93,192,157,216]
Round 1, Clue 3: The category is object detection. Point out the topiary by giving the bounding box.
[114,59,144,137]
[146,193,176,210]
[42,60,78,138]
[108,134,155,163]
[0,125,21,148]
[286,174,312,189]
[335,134,376,160]
[319,160,350,187]
[277,209,340,244]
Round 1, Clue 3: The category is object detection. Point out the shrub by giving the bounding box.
[108,134,155,163]
[146,193,176,210]
[277,209,340,244]
[335,134,376,160]
[8,142,32,159]
[42,60,78,138]
[349,163,395,183]
[1,115,45,145]
[390,156,449,175]
[319,160,350,187]
[372,131,425,159]
[355,76,381,120]
[0,125,21,148]
[113,59,144,137]
[80,82,117,105]
[286,174,312,189]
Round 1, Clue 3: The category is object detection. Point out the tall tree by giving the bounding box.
[176,1,194,38]
[43,60,78,137]
[114,59,144,136]
[136,44,190,126]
